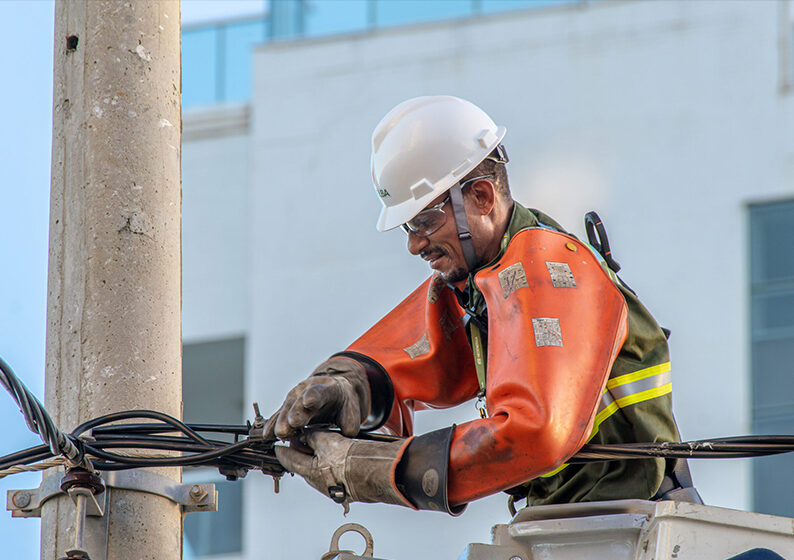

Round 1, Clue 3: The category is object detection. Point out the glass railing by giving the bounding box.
[183,16,269,109]
[182,0,586,109]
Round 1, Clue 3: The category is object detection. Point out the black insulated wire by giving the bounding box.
[91,422,248,437]
[71,410,212,446]
[8,355,794,481]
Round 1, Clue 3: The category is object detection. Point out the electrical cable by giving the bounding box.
[90,422,248,436]
[5,355,794,484]
[72,409,212,446]
[0,356,83,466]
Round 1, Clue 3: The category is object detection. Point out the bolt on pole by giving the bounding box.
[42,1,182,559]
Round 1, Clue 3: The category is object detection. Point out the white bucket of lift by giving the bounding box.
[459,500,794,560]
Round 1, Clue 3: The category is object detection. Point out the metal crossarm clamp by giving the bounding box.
[7,470,218,517]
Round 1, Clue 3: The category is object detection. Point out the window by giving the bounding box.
[750,200,794,517]
[303,0,369,37]
[182,18,268,108]
[182,1,589,108]
[182,337,246,557]
[182,26,220,108]
[184,477,244,558]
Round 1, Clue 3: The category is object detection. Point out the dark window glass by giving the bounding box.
[750,200,794,284]
[753,416,794,518]
[750,200,794,517]
[182,338,245,556]
[184,480,244,557]
[752,337,794,416]
[183,337,245,426]
[752,292,794,335]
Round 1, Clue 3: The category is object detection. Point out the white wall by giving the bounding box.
[183,106,251,343]
[180,1,794,559]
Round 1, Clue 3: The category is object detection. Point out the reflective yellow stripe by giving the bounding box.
[607,370,671,404]
[589,382,673,439]
[539,364,672,479]
[611,383,672,411]
[607,362,671,390]
[591,401,620,434]
[540,463,568,478]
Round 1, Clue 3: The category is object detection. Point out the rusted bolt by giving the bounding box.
[12,491,31,508]
[189,485,207,501]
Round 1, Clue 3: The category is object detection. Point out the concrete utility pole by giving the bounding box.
[42,1,182,559]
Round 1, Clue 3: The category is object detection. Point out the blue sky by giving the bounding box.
[0,0,264,554]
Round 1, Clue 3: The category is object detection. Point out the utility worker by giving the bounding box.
[268,96,700,514]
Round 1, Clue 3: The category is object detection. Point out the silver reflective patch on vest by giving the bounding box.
[532,318,563,347]
[404,334,430,359]
[498,262,529,299]
[546,261,577,288]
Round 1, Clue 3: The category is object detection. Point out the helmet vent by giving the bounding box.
[477,129,497,149]
[410,179,434,199]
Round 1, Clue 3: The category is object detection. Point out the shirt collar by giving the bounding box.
[474,201,538,274]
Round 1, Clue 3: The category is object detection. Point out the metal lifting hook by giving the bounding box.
[321,523,377,560]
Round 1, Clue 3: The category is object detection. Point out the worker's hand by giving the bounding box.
[274,430,412,510]
[264,357,371,440]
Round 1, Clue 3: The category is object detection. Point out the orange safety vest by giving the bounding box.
[346,227,629,506]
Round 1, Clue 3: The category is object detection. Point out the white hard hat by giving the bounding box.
[371,96,507,232]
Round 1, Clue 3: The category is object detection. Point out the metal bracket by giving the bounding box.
[7,471,74,518]
[104,470,218,514]
[7,469,218,517]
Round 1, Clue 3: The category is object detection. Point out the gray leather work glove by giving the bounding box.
[275,430,413,511]
[264,357,371,440]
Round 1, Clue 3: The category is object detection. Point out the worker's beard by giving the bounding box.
[440,265,468,284]
[420,247,469,284]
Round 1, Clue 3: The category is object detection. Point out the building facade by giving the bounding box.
[181,1,794,558]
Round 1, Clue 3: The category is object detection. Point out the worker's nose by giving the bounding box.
[406,231,429,255]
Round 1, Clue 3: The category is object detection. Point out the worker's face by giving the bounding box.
[405,191,473,284]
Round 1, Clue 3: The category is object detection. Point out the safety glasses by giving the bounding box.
[400,174,494,237]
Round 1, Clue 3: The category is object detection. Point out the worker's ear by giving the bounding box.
[467,178,496,216]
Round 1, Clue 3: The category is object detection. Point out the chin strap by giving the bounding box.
[447,182,479,273]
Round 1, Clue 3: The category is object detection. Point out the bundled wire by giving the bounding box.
[0,357,283,479]
[4,354,794,483]
[0,409,285,478]
[0,356,83,467]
